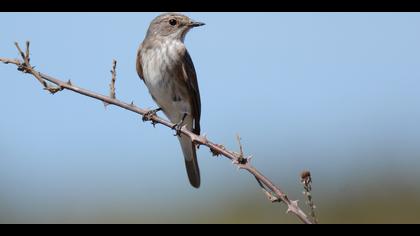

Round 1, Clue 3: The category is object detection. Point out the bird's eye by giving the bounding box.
[169,19,177,26]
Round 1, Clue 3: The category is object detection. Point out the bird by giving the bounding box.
[136,13,205,188]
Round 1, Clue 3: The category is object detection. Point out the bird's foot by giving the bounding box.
[172,123,183,136]
[172,113,188,136]
[142,107,162,122]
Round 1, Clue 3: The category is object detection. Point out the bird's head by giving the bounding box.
[146,13,205,42]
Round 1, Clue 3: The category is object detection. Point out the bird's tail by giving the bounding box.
[178,135,200,188]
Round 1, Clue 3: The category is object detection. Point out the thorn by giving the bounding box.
[67,80,72,86]
[194,134,209,149]
[103,101,109,108]
[191,134,207,145]
[202,133,208,142]
[286,200,299,214]
[130,101,135,106]
[247,155,253,163]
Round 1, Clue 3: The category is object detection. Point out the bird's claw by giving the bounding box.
[172,113,188,136]
[172,122,183,136]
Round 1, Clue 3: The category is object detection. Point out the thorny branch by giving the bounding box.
[0,42,315,224]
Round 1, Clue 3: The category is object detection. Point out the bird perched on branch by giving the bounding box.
[136,13,205,188]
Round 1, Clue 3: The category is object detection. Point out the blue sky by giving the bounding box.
[1,13,420,222]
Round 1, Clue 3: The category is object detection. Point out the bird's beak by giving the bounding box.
[189,21,205,27]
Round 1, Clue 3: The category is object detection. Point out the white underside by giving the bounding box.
[141,40,192,129]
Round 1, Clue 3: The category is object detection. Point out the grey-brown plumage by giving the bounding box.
[136,13,204,188]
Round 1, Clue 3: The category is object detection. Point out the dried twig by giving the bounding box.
[104,59,117,107]
[0,42,315,224]
[13,41,62,94]
[109,59,117,99]
[234,134,248,165]
[301,170,317,223]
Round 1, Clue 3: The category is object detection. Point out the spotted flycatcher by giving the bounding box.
[136,13,204,188]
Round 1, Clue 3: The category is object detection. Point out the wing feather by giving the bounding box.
[181,50,201,135]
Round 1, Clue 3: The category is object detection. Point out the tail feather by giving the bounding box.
[178,135,200,188]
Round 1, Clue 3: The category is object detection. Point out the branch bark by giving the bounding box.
[0,42,315,224]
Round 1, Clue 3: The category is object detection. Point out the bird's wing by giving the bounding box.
[136,45,145,81]
[181,50,201,135]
